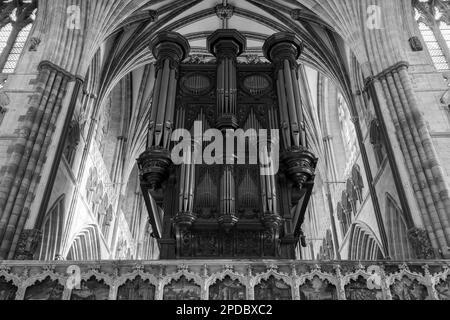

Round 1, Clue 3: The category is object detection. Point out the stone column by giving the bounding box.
[0,62,77,260]
[366,62,450,258]
[138,32,190,191]
[263,33,317,192]
[207,29,246,231]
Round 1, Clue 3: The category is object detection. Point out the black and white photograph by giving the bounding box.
[0,0,449,312]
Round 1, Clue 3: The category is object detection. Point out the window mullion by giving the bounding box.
[431,22,450,66]
[0,22,20,72]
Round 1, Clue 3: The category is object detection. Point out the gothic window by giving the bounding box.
[93,182,104,214]
[324,230,334,260]
[102,205,113,238]
[386,194,413,260]
[337,203,351,237]
[86,167,98,202]
[346,179,358,214]
[0,23,13,56]
[0,2,37,74]
[337,95,357,171]
[349,224,384,260]
[38,195,65,261]
[418,22,449,70]
[2,23,32,73]
[414,3,450,71]
[66,225,101,261]
[370,120,386,168]
[352,165,364,203]
[98,194,109,225]
[63,120,81,167]
[342,191,353,218]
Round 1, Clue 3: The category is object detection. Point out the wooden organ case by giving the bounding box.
[138,30,317,260]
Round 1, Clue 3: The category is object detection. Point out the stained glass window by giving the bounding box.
[418,22,449,70]
[0,24,13,57]
[2,24,32,73]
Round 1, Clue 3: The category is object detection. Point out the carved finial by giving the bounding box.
[134,264,145,272]
[422,265,431,276]
[22,267,29,278]
[224,265,234,272]
[215,4,234,21]
[290,264,297,277]
[159,266,166,278]
[399,263,410,272]
[247,265,253,277]
[333,265,342,277]
[356,263,366,272]
[0,265,11,273]
[43,265,55,272]
[313,264,322,272]
[267,264,279,272]
[178,264,189,272]
[28,37,41,51]
[112,262,120,277]
[202,265,209,278]
[89,265,101,273]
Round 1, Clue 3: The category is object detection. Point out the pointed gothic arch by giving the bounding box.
[66,225,102,261]
[369,119,386,168]
[348,223,385,261]
[385,194,413,260]
[38,195,65,261]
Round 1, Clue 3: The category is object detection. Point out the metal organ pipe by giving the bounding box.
[207,29,247,231]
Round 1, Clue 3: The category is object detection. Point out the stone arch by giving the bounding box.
[369,119,386,167]
[348,223,385,261]
[38,195,65,261]
[66,225,102,261]
[385,193,413,260]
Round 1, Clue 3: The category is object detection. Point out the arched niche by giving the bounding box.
[24,276,64,301]
[163,276,201,301]
[254,276,292,301]
[116,274,157,301]
[209,276,246,301]
[344,276,383,301]
[299,276,338,301]
[70,276,110,301]
[0,276,18,300]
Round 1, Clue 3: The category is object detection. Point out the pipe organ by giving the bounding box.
[139,30,317,259]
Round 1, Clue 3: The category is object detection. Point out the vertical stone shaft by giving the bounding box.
[370,62,450,257]
[0,63,74,259]
[207,30,246,231]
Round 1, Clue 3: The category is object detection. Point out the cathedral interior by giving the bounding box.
[0,0,450,301]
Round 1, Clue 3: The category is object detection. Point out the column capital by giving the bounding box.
[263,32,304,66]
[151,31,191,63]
[207,29,247,59]
[38,60,84,83]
